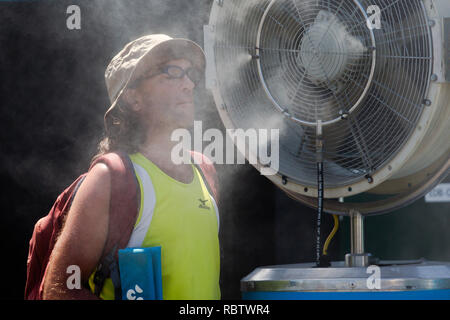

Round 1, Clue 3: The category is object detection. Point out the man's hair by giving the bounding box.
[92,99,146,163]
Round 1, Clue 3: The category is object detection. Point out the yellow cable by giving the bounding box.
[323,214,339,256]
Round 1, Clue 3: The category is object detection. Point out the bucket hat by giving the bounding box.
[104,34,206,130]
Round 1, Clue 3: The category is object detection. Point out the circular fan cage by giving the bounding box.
[206,0,450,215]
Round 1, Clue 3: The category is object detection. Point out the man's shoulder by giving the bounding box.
[87,152,138,202]
[90,151,131,169]
[88,162,111,181]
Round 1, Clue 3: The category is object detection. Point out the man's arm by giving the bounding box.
[42,163,111,300]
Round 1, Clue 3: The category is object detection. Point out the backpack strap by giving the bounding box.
[93,244,121,299]
[89,152,139,299]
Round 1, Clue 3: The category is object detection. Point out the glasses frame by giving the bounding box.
[130,64,202,88]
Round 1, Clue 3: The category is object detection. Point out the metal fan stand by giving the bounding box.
[242,192,450,300]
[345,209,373,267]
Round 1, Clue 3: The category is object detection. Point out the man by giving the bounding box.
[42,34,220,300]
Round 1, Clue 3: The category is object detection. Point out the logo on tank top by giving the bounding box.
[198,198,210,210]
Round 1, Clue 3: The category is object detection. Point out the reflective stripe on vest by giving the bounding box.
[126,161,156,247]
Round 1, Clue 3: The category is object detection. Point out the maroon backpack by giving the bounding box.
[25,151,218,300]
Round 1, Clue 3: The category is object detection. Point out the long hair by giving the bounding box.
[91,98,146,163]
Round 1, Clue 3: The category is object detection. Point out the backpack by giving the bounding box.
[25,151,218,300]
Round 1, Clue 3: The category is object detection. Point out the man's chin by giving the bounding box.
[173,115,194,130]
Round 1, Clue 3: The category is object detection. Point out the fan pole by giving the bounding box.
[315,121,325,267]
[345,210,372,267]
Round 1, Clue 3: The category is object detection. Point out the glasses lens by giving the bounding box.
[163,65,203,85]
[166,66,185,78]
[187,68,202,85]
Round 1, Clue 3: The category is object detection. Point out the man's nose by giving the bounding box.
[181,74,195,91]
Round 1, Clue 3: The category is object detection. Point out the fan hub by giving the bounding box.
[255,2,376,127]
[299,10,357,86]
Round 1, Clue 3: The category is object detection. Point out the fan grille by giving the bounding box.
[256,0,375,126]
[212,0,432,188]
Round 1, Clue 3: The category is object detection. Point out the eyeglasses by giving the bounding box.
[137,65,203,86]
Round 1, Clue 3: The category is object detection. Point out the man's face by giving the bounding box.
[133,58,197,130]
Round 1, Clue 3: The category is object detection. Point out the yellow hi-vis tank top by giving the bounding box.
[89,152,220,300]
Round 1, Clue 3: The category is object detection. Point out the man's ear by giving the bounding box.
[121,89,142,112]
